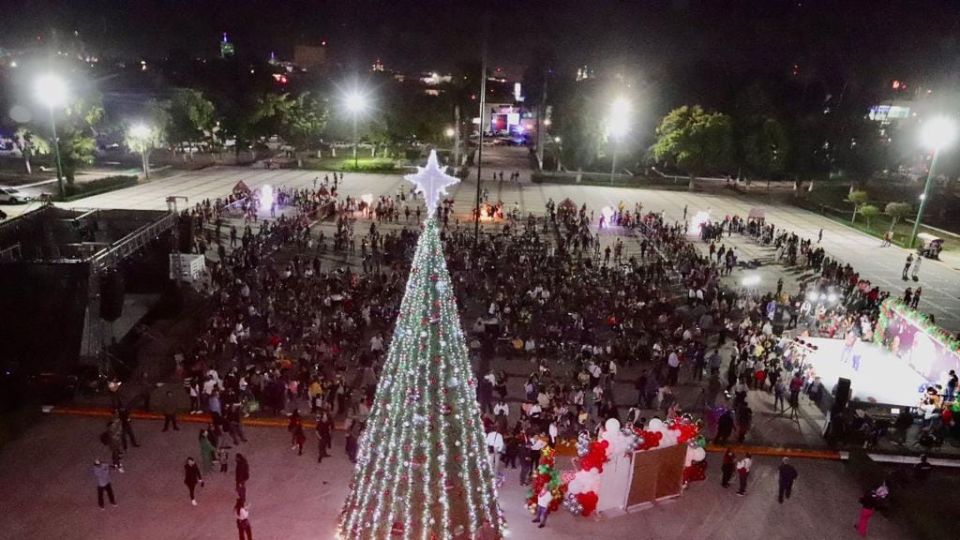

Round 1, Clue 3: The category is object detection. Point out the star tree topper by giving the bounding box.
[405,149,459,219]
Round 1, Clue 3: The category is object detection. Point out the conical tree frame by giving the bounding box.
[338,218,506,540]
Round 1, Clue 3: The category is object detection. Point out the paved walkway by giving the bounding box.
[0,414,906,540]
[52,148,960,330]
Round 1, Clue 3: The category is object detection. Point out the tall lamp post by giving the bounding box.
[607,97,631,184]
[129,123,153,179]
[554,136,563,172]
[910,116,957,249]
[35,74,68,197]
[344,91,368,169]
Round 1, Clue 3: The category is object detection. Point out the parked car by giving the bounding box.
[0,186,32,204]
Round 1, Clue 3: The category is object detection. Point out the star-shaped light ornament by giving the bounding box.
[405,149,459,219]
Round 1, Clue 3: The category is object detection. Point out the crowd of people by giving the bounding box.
[88,171,956,538]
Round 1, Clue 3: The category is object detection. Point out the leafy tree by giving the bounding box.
[248,93,295,142]
[13,128,50,175]
[367,82,449,156]
[552,79,603,173]
[165,89,216,151]
[652,105,734,179]
[56,96,104,184]
[885,201,913,230]
[859,204,880,228]
[847,189,869,223]
[125,101,168,178]
[283,92,328,151]
[741,117,790,179]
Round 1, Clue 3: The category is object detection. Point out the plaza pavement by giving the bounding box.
[55,147,960,331]
[0,413,907,540]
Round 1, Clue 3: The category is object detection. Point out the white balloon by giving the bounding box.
[684,446,697,467]
[692,447,707,462]
[646,418,665,431]
[604,418,621,433]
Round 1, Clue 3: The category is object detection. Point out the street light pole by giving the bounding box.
[909,148,939,249]
[609,138,618,184]
[352,113,359,169]
[48,106,65,197]
[141,147,151,179]
[555,137,562,172]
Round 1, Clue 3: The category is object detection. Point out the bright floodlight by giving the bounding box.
[921,116,957,151]
[444,127,455,138]
[260,184,274,209]
[129,124,151,140]
[607,97,632,138]
[35,73,68,108]
[741,274,761,287]
[345,91,368,113]
[554,136,561,143]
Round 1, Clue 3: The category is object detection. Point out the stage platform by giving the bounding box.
[803,337,931,408]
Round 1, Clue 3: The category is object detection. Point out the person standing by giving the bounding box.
[720,448,736,488]
[137,372,154,412]
[911,255,922,281]
[818,228,823,243]
[292,422,307,456]
[161,390,179,432]
[902,253,913,280]
[736,453,752,496]
[531,484,553,529]
[117,407,139,449]
[667,349,680,385]
[235,454,250,500]
[235,498,253,540]
[777,457,798,503]
[93,459,117,509]
[106,416,125,473]
[315,413,332,463]
[485,428,505,477]
[715,410,734,445]
[199,429,216,473]
[736,405,753,443]
[345,418,362,463]
[183,457,204,506]
[856,483,888,537]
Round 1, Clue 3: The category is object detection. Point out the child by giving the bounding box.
[219,448,230,473]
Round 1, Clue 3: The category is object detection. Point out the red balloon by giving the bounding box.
[577,491,599,517]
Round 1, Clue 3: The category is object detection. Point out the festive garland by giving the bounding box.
[875,298,960,353]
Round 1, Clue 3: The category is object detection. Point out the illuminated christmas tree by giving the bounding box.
[338,151,507,540]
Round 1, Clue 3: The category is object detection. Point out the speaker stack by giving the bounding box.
[99,269,125,322]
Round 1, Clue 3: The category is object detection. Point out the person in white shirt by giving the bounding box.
[235,498,252,540]
[369,334,383,353]
[493,400,509,418]
[485,429,505,475]
[532,484,553,528]
[736,453,753,496]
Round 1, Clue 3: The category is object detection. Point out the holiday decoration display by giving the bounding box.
[562,416,707,517]
[405,150,459,218]
[875,298,960,353]
[338,151,506,539]
[524,445,566,516]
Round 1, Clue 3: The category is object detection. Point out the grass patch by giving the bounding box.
[794,195,960,253]
[532,172,690,190]
[57,175,139,202]
[302,157,401,173]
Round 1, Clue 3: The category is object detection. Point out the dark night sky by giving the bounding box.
[3,0,960,81]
